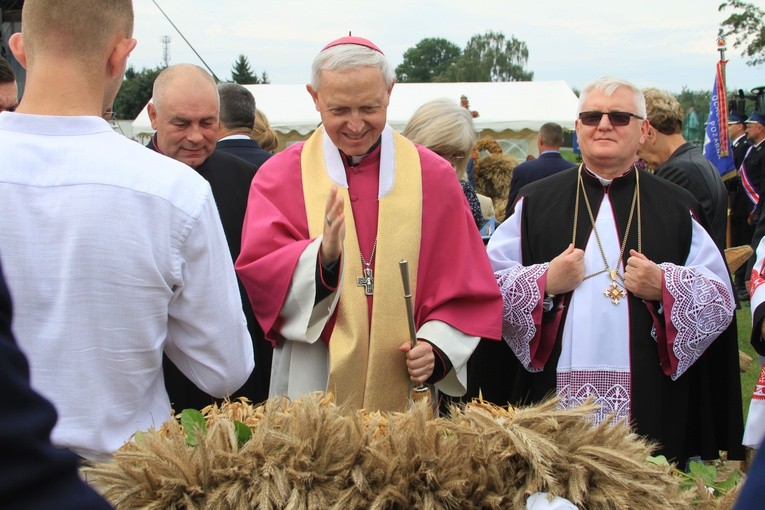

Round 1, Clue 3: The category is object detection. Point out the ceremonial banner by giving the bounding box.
[703,60,736,180]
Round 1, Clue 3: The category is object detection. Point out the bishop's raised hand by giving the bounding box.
[321,185,346,264]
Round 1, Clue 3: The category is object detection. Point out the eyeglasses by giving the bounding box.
[435,151,466,166]
[578,111,644,127]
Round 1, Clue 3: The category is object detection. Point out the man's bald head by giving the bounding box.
[152,64,218,111]
[148,64,220,169]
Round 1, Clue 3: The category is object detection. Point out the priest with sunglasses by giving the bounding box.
[483,76,744,466]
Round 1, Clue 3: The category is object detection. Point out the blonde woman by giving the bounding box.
[403,98,486,229]
[252,109,278,153]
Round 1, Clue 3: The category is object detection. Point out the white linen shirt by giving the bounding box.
[0,113,253,461]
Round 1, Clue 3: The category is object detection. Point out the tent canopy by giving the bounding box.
[132,81,579,139]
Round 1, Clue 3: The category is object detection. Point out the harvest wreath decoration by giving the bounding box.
[84,394,741,509]
[473,137,516,222]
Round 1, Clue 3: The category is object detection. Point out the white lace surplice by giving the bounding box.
[489,196,734,424]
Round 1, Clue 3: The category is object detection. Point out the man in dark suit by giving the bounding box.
[744,112,765,223]
[0,255,112,509]
[147,64,271,410]
[731,112,753,168]
[505,122,574,217]
[638,87,728,251]
[727,112,755,299]
[216,82,273,168]
[743,112,765,287]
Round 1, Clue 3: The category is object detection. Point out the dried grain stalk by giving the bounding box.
[84,393,717,509]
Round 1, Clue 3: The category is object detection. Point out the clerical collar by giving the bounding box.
[343,137,382,167]
[583,164,634,186]
[322,125,395,198]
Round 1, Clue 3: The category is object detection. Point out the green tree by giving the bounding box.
[675,87,711,124]
[395,37,462,83]
[675,87,712,145]
[719,0,765,66]
[437,30,533,82]
[231,54,256,83]
[113,65,164,120]
[230,55,269,84]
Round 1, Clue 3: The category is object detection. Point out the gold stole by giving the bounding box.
[301,127,422,411]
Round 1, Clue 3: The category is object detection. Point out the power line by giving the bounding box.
[151,0,220,82]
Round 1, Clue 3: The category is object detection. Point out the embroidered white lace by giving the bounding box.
[496,263,548,372]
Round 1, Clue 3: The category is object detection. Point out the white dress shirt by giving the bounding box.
[0,113,253,461]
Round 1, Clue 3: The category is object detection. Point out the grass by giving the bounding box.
[738,303,759,420]
[560,147,580,164]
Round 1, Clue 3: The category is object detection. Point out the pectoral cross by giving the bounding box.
[357,267,374,296]
[604,270,626,305]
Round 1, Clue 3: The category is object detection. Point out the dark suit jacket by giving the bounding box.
[744,142,765,220]
[505,151,575,217]
[0,259,112,510]
[655,142,728,251]
[147,138,271,410]
[729,135,755,221]
[216,138,272,169]
[732,134,752,169]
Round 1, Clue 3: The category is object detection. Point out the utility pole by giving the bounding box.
[161,35,171,68]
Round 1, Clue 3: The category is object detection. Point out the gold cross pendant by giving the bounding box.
[604,282,626,305]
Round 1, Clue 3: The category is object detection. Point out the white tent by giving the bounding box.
[132,81,579,157]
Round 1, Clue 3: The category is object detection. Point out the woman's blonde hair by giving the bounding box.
[252,109,278,152]
[403,98,476,180]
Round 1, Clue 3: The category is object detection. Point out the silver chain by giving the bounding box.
[360,237,378,269]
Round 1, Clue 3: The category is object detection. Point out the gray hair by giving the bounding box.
[538,122,564,147]
[403,98,476,179]
[578,76,646,118]
[310,44,395,90]
[217,82,256,131]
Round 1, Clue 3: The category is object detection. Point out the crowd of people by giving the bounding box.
[2,0,765,508]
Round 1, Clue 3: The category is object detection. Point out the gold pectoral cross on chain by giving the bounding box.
[603,269,626,305]
[357,267,374,296]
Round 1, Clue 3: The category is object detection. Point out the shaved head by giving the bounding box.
[21,0,133,72]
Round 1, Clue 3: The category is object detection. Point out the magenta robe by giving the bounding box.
[235,140,501,352]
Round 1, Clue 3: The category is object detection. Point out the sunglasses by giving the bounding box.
[578,111,644,127]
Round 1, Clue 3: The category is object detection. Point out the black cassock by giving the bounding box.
[468,166,744,464]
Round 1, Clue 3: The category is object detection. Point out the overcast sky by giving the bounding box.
[129,0,763,95]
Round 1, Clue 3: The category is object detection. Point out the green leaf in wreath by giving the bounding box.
[718,469,742,492]
[234,420,252,448]
[699,463,718,486]
[180,408,207,446]
[646,455,670,466]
